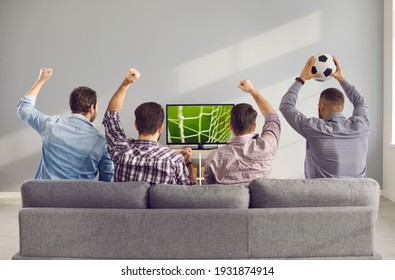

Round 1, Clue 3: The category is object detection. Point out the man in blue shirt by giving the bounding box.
[17,67,114,181]
[279,56,370,178]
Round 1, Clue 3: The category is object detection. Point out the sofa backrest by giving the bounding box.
[20,178,380,211]
[21,180,150,209]
[248,178,380,212]
[149,184,250,208]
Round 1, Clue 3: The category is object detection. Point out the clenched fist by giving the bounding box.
[125,68,141,84]
[238,80,255,93]
[180,147,193,164]
[39,67,53,82]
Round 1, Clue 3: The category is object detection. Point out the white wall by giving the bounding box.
[0,0,383,191]
[383,0,395,201]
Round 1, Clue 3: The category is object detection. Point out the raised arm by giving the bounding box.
[332,56,368,117]
[238,80,274,117]
[331,56,345,83]
[279,57,319,137]
[296,56,321,83]
[106,68,141,112]
[17,68,55,134]
[26,67,53,98]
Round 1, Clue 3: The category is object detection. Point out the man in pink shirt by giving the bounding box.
[204,80,281,185]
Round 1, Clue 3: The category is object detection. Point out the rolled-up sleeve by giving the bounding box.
[260,112,281,151]
[17,96,53,135]
[102,111,128,156]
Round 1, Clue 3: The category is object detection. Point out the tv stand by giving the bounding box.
[171,147,218,185]
[192,143,218,150]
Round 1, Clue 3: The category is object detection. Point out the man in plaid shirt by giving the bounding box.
[102,68,196,185]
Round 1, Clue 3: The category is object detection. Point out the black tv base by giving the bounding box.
[192,143,218,150]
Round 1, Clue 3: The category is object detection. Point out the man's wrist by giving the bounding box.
[121,79,133,87]
[186,161,193,167]
[295,77,305,85]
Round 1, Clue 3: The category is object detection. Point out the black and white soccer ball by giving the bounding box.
[312,53,337,82]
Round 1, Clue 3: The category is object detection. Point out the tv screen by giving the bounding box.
[166,104,233,148]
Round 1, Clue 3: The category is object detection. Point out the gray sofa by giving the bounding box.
[13,178,381,259]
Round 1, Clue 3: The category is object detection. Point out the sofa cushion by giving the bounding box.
[249,207,375,258]
[149,184,250,208]
[249,178,380,212]
[21,179,150,209]
[18,208,146,259]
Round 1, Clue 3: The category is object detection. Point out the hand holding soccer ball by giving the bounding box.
[331,56,345,83]
[298,54,339,83]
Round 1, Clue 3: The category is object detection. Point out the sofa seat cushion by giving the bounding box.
[21,179,150,209]
[249,178,380,212]
[149,184,249,208]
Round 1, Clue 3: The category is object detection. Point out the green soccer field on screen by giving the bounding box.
[167,105,233,144]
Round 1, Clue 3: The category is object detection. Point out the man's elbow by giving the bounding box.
[16,106,28,120]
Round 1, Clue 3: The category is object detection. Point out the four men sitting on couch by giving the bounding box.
[18,56,370,184]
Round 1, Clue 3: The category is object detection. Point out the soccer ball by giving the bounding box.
[311,53,337,82]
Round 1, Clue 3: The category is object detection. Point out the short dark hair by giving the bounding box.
[320,88,344,106]
[69,86,97,114]
[135,102,164,135]
[230,103,257,135]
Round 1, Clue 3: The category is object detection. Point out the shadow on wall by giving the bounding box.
[172,12,321,96]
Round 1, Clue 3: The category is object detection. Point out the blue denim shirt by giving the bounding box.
[17,96,114,181]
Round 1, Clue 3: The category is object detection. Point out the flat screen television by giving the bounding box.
[166,104,234,149]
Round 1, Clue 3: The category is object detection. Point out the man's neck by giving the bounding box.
[72,113,92,122]
[232,130,255,138]
[138,134,158,142]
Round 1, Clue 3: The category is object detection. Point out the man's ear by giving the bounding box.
[157,123,164,134]
[252,122,257,132]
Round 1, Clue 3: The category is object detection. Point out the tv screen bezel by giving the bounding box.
[165,103,234,147]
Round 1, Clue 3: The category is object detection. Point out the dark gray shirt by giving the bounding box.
[279,80,370,178]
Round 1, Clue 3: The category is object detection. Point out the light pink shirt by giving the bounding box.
[204,112,280,185]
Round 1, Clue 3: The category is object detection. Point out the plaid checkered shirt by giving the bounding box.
[103,111,194,185]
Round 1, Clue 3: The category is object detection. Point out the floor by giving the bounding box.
[374,196,395,259]
[0,194,394,260]
[0,194,20,260]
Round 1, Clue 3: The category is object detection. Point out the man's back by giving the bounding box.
[302,113,369,178]
[204,132,277,184]
[279,59,371,178]
[17,96,114,181]
[103,111,194,185]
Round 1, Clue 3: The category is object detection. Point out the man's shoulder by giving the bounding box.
[205,145,231,160]
[162,146,184,159]
[92,128,107,141]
